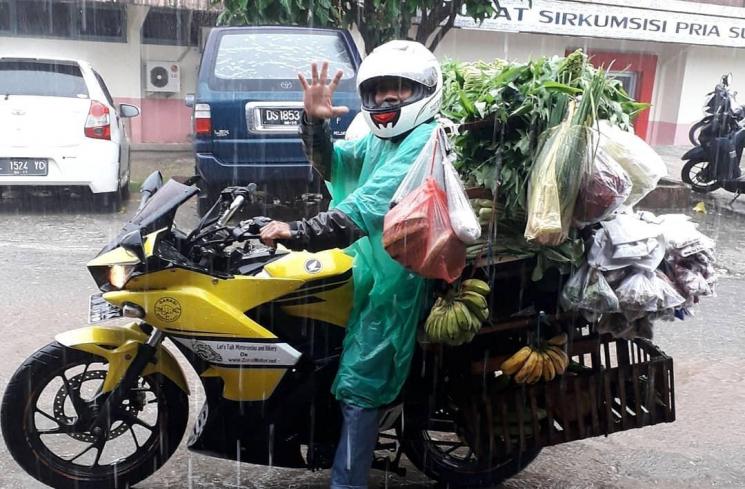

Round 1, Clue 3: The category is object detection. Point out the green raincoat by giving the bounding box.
[328,120,437,409]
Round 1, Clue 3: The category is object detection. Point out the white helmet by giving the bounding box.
[356,40,443,139]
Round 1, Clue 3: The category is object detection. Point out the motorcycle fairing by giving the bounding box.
[186,359,343,469]
[102,248,354,401]
[682,145,706,161]
[55,323,190,394]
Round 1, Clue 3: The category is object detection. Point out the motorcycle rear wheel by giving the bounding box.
[1,341,188,489]
[398,402,541,488]
[681,159,722,193]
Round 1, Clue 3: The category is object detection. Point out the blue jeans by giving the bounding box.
[330,402,380,489]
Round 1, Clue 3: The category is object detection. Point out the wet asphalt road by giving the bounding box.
[0,194,744,489]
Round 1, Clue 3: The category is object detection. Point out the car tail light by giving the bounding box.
[194,103,211,136]
[84,101,111,140]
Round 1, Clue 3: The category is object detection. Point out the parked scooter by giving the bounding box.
[681,73,745,199]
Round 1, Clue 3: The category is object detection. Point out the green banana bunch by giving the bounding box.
[424,279,491,346]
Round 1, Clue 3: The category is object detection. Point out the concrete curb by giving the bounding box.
[132,143,192,152]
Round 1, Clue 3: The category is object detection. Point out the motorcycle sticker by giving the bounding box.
[173,337,301,368]
[154,297,182,322]
[304,258,322,274]
[192,342,223,363]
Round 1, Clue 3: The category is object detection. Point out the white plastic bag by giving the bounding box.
[598,121,666,207]
[444,155,481,244]
[391,128,446,205]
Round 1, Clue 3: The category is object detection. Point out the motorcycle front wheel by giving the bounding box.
[1,341,188,489]
[681,159,722,193]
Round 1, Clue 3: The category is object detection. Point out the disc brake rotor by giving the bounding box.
[51,370,137,442]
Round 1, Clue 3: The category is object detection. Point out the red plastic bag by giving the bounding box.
[383,177,465,283]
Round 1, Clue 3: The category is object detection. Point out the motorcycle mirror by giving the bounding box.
[137,171,163,212]
[140,171,163,195]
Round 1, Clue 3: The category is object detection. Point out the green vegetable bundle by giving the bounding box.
[441,50,648,276]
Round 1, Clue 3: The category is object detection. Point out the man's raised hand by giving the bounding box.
[298,61,349,121]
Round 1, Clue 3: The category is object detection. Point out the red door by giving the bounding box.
[566,50,657,141]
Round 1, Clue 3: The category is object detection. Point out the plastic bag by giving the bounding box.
[384,177,465,282]
[444,156,481,244]
[574,147,632,227]
[560,264,619,314]
[587,226,665,273]
[525,123,596,246]
[560,264,588,311]
[672,264,712,297]
[598,121,667,207]
[579,268,620,313]
[657,213,716,254]
[391,126,480,245]
[654,271,686,310]
[614,270,660,320]
[391,128,446,205]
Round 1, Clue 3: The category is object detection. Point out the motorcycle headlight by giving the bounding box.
[109,264,136,289]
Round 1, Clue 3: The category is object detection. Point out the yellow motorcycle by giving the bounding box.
[0,173,540,489]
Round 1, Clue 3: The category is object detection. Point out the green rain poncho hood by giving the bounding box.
[329,120,437,409]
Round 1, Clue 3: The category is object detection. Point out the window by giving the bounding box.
[0,1,11,32]
[77,4,124,40]
[142,8,219,46]
[93,70,115,107]
[0,0,125,41]
[142,8,190,45]
[0,60,89,98]
[214,32,356,81]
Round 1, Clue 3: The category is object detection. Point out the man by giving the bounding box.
[260,40,443,488]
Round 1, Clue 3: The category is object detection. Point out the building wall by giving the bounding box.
[0,5,202,145]
[434,28,697,144]
[3,2,744,146]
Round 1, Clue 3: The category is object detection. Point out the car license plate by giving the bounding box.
[0,158,48,176]
[88,293,122,324]
[260,108,302,127]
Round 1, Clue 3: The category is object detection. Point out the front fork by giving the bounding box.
[90,328,165,436]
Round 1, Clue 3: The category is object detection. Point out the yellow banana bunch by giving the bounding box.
[424,279,491,346]
[499,333,570,384]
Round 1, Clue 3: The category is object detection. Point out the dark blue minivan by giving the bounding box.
[189,26,362,215]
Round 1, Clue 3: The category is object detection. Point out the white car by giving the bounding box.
[0,57,139,210]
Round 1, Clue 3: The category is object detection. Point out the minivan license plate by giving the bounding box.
[0,158,49,176]
[260,108,302,127]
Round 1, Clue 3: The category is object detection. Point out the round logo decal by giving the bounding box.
[304,258,322,274]
[154,297,182,322]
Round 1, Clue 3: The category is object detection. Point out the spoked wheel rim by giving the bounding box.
[688,161,718,187]
[25,358,166,478]
[405,400,537,474]
[419,408,482,469]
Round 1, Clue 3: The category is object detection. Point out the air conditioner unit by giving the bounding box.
[145,62,180,93]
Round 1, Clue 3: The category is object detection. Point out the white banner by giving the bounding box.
[455,0,745,48]
[174,337,301,368]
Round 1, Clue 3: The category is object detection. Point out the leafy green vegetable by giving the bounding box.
[443,50,646,277]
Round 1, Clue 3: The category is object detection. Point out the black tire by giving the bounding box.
[121,177,131,202]
[399,404,541,488]
[681,159,722,193]
[1,341,188,489]
[94,189,123,212]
